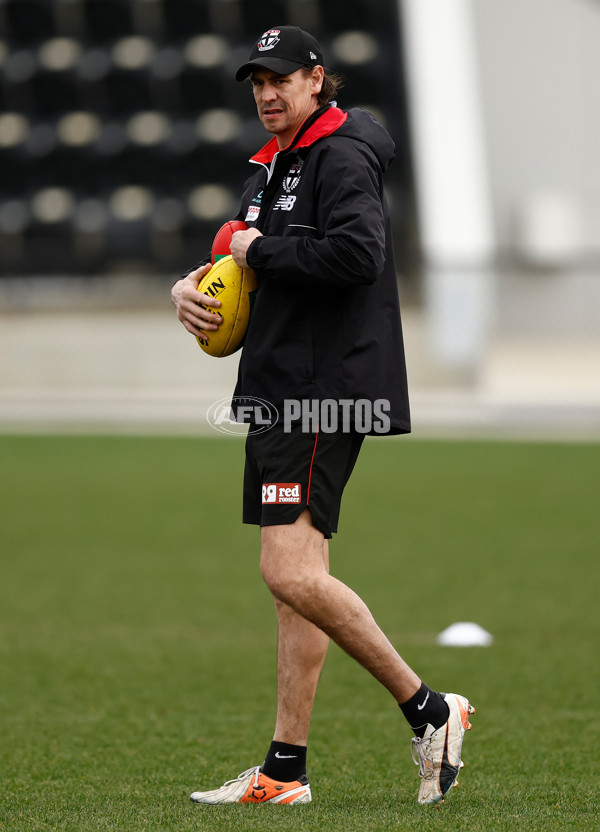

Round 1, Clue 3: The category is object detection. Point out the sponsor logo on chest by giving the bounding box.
[245,204,260,223]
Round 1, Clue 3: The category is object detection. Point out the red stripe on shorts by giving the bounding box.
[306,430,319,505]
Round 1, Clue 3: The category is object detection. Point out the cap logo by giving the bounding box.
[310,52,317,60]
[258,29,280,51]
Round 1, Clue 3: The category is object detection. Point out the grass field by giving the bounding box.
[0,435,598,832]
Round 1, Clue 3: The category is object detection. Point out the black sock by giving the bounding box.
[399,683,450,738]
[261,741,307,782]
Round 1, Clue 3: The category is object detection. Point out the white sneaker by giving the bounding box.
[190,766,312,805]
[411,692,475,805]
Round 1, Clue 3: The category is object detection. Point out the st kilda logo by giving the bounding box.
[282,160,304,193]
[258,29,280,51]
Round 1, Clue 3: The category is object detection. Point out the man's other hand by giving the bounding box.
[171,263,223,340]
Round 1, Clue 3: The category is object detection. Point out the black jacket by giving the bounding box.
[189,104,411,435]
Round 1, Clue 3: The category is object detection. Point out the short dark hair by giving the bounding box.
[302,67,344,107]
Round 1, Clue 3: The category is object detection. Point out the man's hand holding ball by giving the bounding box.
[230,228,263,268]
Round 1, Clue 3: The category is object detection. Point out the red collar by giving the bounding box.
[250,107,348,165]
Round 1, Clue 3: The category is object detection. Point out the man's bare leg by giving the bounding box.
[272,598,330,745]
[260,511,421,706]
[271,538,329,746]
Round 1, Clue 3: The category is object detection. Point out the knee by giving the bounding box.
[260,550,319,606]
[260,550,296,601]
[260,514,327,604]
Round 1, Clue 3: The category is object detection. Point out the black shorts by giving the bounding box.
[243,424,364,539]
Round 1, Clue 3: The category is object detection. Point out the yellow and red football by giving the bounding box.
[196,255,257,357]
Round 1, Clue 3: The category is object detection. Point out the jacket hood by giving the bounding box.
[249,105,394,171]
[334,107,396,172]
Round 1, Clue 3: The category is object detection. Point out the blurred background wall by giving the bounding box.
[0,0,598,437]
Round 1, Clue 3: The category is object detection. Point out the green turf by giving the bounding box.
[0,435,598,831]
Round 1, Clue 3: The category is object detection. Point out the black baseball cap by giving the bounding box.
[235,25,324,82]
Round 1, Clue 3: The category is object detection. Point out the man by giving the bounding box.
[171,25,474,806]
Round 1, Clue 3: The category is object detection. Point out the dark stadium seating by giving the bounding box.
[84,0,134,43]
[0,0,414,276]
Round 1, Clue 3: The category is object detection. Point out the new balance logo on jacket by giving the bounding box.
[273,195,297,212]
